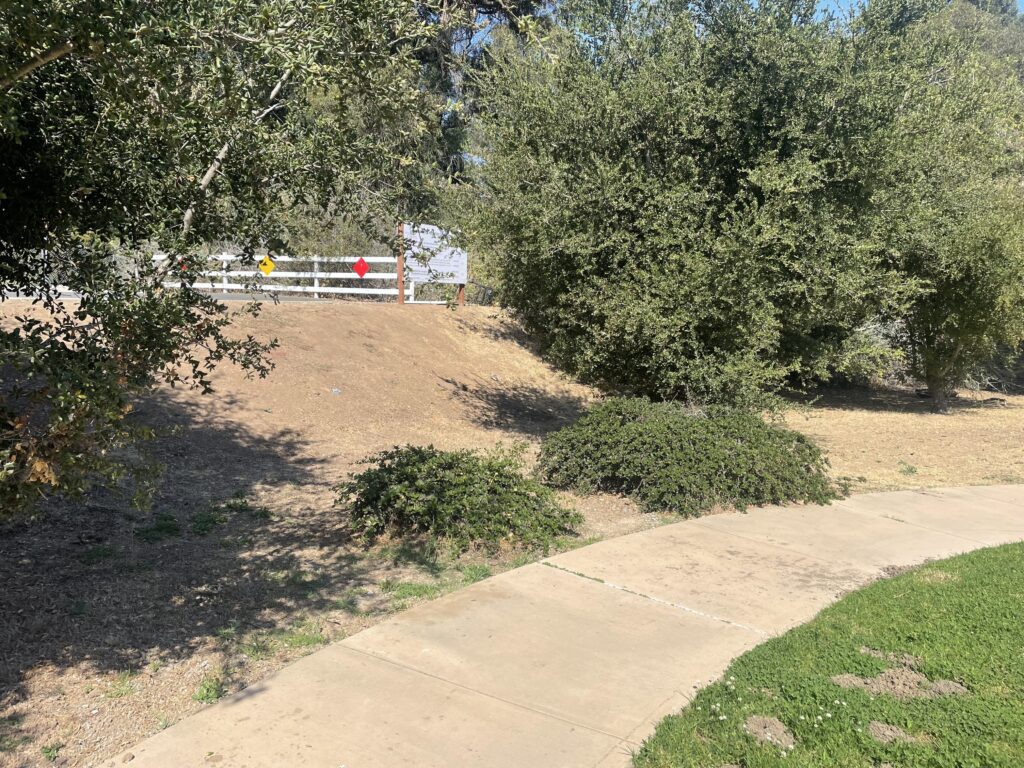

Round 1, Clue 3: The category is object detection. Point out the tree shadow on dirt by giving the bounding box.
[0,392,374,716]
[791,386,1013,414]
[450,313,541,354]
[439,376,588,438]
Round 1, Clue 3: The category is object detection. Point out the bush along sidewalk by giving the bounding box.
[336,444,581,553]
[537,398,842,516]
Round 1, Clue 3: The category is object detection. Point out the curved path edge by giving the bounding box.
[107,485,1024,768]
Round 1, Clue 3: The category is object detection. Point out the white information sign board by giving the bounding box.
[403,223,468,285]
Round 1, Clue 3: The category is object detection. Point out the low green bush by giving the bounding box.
[338,445,581,552]
[537,398,840,516]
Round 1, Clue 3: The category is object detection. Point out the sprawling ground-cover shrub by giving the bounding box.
[338,444,581,552]
[537,398,840,516]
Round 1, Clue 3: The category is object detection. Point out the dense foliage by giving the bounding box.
[467,0,1024,409]
[338,444,582,552]
[861,3,1024,408]
[537,398,840,516]
[413,0,546,181]
[1,0,443,512]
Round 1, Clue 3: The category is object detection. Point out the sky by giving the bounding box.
[821,0,1024,13]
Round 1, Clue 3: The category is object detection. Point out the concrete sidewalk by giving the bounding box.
[107,486,1024,768]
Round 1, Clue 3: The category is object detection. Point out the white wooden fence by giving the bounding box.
[156,254,440,302]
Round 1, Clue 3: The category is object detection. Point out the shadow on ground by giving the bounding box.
[450,313,540,354]
[0,394,372,717]
[439,376,588,438]
[791,386,1012,414]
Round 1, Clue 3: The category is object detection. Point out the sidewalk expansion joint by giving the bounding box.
[689,512,984,567]
[873,512,988,546]
[915,489,1022,512]
[541,562,769,638]
[828,496,992,545]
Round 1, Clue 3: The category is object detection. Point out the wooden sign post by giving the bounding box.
[395,221,405,305]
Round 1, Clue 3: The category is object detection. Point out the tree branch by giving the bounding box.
[0,41,75,91]
[181,69,292,237]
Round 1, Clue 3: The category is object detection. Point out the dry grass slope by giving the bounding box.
[788,388,1024,491]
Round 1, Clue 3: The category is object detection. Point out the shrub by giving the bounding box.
[468,5,881,410]
[469,2,1024,410]
[338,445,581,552]
[537,398,840,516]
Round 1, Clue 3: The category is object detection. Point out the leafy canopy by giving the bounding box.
[0,0,445,512]
[465,0,1024,408]
[856,0,1024,407]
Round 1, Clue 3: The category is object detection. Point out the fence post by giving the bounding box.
[313,255,320,300]
[395,221,405,305]
[221,256,228,294]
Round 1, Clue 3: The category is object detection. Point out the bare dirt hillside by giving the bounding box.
[188,301,595,463]
[0,301,642,768]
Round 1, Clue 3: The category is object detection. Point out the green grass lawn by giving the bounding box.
[635,543,1024,768]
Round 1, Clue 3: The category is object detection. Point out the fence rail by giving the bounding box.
[153,254,439,301]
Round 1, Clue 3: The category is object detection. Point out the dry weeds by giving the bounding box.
[787,387,1024,492]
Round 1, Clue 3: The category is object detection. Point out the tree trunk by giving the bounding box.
[925,372,949,413]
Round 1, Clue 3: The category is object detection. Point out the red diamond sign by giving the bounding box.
[352,257,369,278]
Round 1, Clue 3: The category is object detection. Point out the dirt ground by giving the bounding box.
[0,301,649,768]
[787,387,1024,492]
[1,300,1021,767]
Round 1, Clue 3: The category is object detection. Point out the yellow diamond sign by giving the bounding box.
[258,256,276,276]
